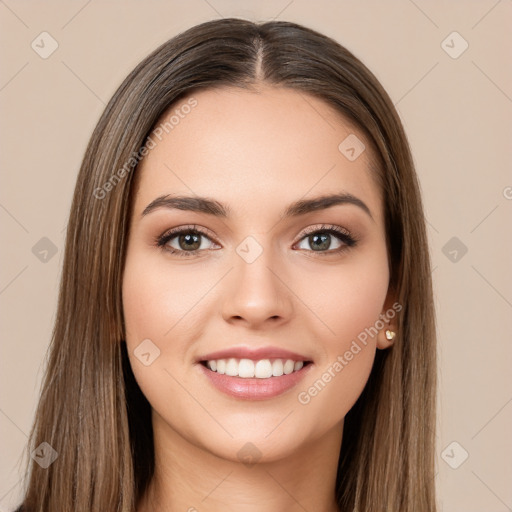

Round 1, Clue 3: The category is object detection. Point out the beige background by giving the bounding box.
[1,1,511,510]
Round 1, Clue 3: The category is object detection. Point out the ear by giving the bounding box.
[376,288,400,350]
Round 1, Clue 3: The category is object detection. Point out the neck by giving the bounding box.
[138,410,343,512]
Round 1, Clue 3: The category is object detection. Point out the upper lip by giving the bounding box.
[197,346,312,363]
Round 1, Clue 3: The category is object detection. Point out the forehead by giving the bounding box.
[133,85,383,223]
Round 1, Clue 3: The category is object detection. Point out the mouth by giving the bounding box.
[197,356,314,400]
[199,357,312,379]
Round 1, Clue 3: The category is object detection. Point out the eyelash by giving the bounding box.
[154,224,358,258]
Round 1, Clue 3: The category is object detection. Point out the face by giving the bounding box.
[122,85,395,463]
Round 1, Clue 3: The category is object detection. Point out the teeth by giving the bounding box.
[283,359,295,374]
[216,359,226,374]
[205,358,307,379]
[225,358,238,377]
[272,359,283,377]
[255,359,272,378]
[238,358,255,378]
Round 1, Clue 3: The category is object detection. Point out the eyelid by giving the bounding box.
[158,224,217,241]
[294,223,352,242]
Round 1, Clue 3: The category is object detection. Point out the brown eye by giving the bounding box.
[156,226,219,257]
[176,232,202,251]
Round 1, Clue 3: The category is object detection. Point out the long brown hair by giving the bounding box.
[16,18,437,511]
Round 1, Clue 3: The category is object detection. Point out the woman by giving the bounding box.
[15,17,437,512]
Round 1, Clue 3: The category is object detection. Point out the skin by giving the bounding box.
[122,84,397,512]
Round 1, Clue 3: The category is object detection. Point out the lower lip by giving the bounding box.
[198,362,313,400]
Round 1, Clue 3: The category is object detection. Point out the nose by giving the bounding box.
[221,243,294,329]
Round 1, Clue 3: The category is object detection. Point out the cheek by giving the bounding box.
[122,250,221,405]
[121,255,200,419]
[122,253,207,349]
[123,258,166,346]
[293,245,389,418]
[299,244,390,352]
[121,253,193,389]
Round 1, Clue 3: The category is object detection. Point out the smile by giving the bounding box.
[198,358,313,400]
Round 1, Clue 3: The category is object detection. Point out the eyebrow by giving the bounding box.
[141,192,373,221]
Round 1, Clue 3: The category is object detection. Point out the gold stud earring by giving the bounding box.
[385,329,396,341]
